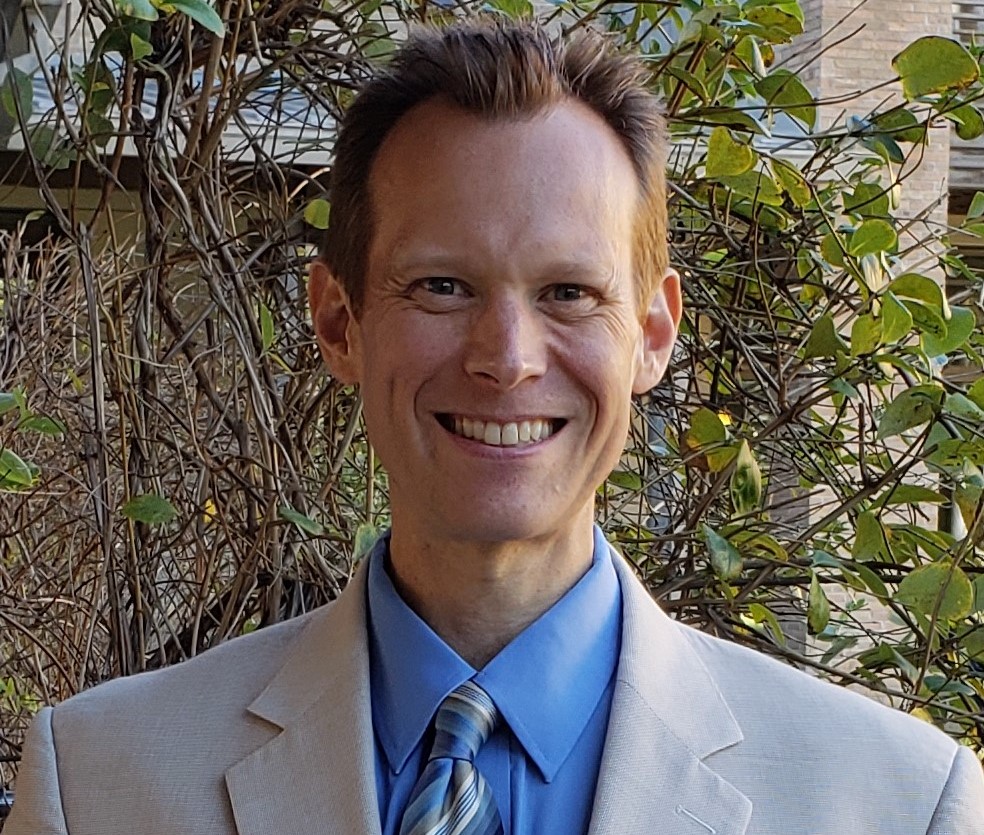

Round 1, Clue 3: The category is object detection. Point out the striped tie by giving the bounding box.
[398,680,505,835]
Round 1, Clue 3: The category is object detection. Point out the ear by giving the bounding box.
[308,259,362,385]
[633,268,682,395]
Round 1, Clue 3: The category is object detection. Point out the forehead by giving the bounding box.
[366,97,639,273]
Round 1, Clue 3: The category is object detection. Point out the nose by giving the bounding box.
[463,294,547,388]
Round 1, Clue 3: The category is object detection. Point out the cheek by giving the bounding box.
[360,315,465,397]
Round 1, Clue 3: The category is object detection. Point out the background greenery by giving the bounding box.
[2,0,984,793]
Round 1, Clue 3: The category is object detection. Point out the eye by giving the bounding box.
[421,277,462,296]
[550,284,590,302]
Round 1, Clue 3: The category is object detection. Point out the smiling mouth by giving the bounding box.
[436,414,564,447]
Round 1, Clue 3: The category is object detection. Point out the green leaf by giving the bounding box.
[746,602,785,644]
[771,159,811,207]
[923,306,975,356]
[820,232,845,267]
[487,0,533,16]
[967,378,984,410]
[844,182,890,219]
[944,393,984,421]
[304,198,331,230]
[862,134,905,165]
[26,125,57,165]
[963,627,984,661]
[121,494,177,525]
[706,127,756,178]
[872,108,927,143]
[850,314,881,356]
[702,524,743,581]
[852,511,889,562]
[848,219,897,257]
[808,573,830,634]
[872,484,945,507]
[259,302,274,353]
[734,35,768,77]
[684,407,735,472]
[897,561,974,621]
[116,0,159,21]
[84,112,115,148]
[974,575,984,613]
[608,470,644,491]
[880,292,913,343]
[1,68,33,121]
[966,191,984,221]
[663,66,710,104]
[279,504,324,535]
[688,407,727,446]
[130,33,153,60]
[0,392,18,416]
[903,300,947,339]
[717,170,784,206]
[730,439,762,515]
[889,273,949,318]
[803,314,848,358]
[690,106,768,135]
[744,0,804,24]
[18,415,65,436]
[731,530,787,561]
[0,448,35,488]
[853,562,889,598]
[878,384,944,439]
[745,4,804,42]
[167,0,225,36]
[353,522,379,560]
[947,104,984,141]
[955,479,984,532]
[892,36,979,100]
[754,69,816,129]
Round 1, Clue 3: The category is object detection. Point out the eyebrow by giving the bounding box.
[388,247,614,283]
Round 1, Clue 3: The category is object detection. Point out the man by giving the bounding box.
[6,17,984,835]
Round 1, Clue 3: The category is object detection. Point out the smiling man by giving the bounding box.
[7,17,984,835]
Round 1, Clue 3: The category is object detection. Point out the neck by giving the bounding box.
[386,514,596,669]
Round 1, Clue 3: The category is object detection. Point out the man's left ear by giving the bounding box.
[633,269,682,395]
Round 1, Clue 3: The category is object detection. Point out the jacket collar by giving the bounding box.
[588,549,751,835]
[225,559,382,835]
[224,542,751,835]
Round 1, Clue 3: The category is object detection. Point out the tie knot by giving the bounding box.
[429,680,499,763]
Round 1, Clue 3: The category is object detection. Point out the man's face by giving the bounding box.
[311,97,679,546]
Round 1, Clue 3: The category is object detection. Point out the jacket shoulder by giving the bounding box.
[674,619,971,828]
[56,606,324,723]
[679,621,958,753]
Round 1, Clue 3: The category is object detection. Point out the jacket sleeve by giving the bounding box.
[4,708,69,835]
[927,743,984,834]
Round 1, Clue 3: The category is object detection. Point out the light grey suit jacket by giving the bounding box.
[6,549,984,835]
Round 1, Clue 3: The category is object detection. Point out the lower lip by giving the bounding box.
[439,421,559,457]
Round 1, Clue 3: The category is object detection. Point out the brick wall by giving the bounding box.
[780,0,953,273]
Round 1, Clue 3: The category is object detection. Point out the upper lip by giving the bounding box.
[439,412,560,422]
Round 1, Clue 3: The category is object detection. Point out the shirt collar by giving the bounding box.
[366,526,621,783]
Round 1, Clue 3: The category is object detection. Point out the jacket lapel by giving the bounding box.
[589,552,752,835]
[225,561,382,835]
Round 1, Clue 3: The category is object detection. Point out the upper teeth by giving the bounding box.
[452,417,554,446]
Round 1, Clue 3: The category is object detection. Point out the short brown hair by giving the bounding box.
[320,16,668,316]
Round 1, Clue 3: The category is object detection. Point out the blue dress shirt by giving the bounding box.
[366,526,622,835]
